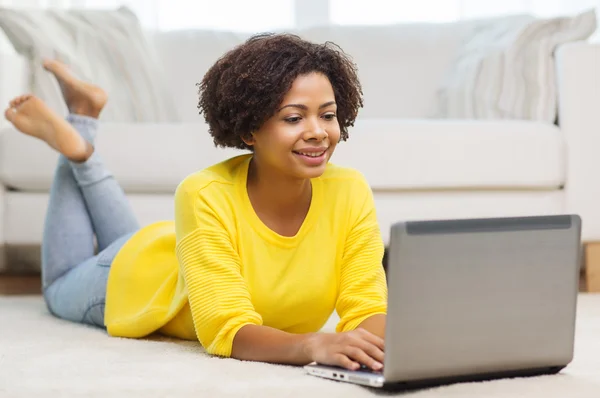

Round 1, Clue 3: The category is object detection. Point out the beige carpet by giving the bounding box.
[1,294,600,398]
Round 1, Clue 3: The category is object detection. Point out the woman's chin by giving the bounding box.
[296,163,328,179]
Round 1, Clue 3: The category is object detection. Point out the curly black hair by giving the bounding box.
[197,33,364,150]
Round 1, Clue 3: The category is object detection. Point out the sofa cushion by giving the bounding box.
[151,19,514,122]
[335,119,565,190]
[0,119,564,193]
[0,7,179,123]
[435,10,597,122]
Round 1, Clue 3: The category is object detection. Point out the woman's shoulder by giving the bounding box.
[176,154,250,198]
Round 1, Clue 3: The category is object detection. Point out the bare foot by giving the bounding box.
[4,95,92,162]
[43,59,108,118]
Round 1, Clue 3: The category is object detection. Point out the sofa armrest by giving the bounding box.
[556,42,600,241]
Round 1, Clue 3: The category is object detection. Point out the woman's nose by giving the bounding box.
[305,118,327,141]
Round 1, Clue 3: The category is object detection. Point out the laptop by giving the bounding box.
[305,214,582,389]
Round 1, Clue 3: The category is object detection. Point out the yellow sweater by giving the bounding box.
[104,154,387,357]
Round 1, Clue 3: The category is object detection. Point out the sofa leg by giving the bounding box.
[583,242,600,293]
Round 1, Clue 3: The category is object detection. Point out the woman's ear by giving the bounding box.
[241,132,255,147]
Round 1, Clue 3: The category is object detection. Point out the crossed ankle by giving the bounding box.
[67,141,95,164]
[69,104,101,119]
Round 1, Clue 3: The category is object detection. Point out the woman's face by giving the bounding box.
[247,72,341,180]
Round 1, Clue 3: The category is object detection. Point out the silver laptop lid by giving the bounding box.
[383,215,581,383]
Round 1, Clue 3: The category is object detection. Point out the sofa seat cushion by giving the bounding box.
[0,119,564,193]
[335,119,565,191]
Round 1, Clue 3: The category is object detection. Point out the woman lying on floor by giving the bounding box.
[4,33,387,372]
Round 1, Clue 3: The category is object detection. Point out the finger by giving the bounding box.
[357,328,385,351]
[344,347,383,370]
[333,353,360,371]
[355,339,385,365]
[349,330,384,363]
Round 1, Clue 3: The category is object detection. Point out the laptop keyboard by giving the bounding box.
[358,364,383,374]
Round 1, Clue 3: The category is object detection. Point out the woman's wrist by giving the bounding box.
[297,332,319,364]
[232,324,320,365]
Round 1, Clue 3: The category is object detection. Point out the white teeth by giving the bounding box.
[297,151,325,157]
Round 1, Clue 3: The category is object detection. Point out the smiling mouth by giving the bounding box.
[293,150,326,157]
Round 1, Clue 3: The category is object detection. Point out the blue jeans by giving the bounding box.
[42,114,140,328]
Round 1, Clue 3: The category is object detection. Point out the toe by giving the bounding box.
[43,59,67,75]
[11,96,23,108]
[42,58,55,71]
[9,96,20,108]
[4,107,15,122]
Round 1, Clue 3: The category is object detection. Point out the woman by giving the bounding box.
[4,33,387,372]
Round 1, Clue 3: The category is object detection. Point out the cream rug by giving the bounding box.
[1,294,600,397]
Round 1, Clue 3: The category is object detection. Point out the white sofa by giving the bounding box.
[0,23,599,272]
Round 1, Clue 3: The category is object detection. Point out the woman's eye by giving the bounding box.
[285,117,301,123]
[323,113,337,121]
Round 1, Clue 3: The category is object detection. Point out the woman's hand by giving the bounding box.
[303,328,385,371]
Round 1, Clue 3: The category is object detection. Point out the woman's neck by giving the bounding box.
[246,157,312,218]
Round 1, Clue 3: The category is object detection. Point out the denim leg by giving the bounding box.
[41,156,96,292]
[44,232,134,327]
[42,114,140,327]
[68,115,140,251]
[41,114,103,291]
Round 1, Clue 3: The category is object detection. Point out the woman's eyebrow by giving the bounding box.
[278,101,336,112]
